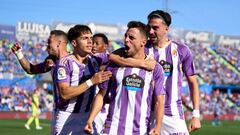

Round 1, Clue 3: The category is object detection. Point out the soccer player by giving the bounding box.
[145,10,201,134]
[84,21,166,135]
[110,10,201,135]
[12,29,110,134]
[12,30,69,131]
[52,24,112,134]
[92,33,109,54]
[92,33,111,134]
[212,97,221,126]
[24,88,43,130]
[11,30,69,74]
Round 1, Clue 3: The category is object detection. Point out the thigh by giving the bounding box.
[53,111,83,135]
[161,115,189,135]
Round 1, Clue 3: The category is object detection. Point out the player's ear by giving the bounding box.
[71,40,77,47]
[141,39,147,47]
[165,26,169,32]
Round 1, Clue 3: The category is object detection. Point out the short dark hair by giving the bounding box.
[93,33,109,45]
[50,30,68,42]
[127,21,149,40]
[67,24,92,42]
[147,10,171,26]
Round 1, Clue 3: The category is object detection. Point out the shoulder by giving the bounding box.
[92,52,108,60]
[172,41,192,58]
[172,41,191,53]
[59,54,74,66]
[112,47,125,55]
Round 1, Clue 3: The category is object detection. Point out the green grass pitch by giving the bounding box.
[0,119,239,135]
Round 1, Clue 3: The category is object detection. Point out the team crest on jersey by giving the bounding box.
[122,73,144,91]
[171,49,177,57]
[159,60,173,76]
[57,67,67,80]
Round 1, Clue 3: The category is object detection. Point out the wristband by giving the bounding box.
[192,109,200,118]
[15,50,24,60]
[86,79,93,88]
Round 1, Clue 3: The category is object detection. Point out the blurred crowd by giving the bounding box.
[211,43,240,71]
[187,41,239,85]
[182,89,240,115]
[0,86,53,112]
[0,39,48,78]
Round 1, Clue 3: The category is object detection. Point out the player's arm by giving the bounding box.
[11,43,50,74]
[149,64,165,135]
[57,71,112,100]
[181,46,201,132]
[109,48,156,70]
[187,75,201,132]
[84,88,106,134]
[149,95,165,135]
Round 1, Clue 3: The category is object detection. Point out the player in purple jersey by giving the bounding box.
[84,21,166,135]
[92,33,109,54]
[145,10,201,135]
[52,24,112,135]
[11,30,69,74]
[92,33,111,134]
[109,10,201,135]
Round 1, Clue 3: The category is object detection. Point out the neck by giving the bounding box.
[132,50,145,60]
[59,51,68,58]
[156,37,170,48]
[73,52,88,63]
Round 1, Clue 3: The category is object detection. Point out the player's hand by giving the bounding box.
[91,71,112,85]
[149,127,160,135]
[84,122,93,134]
[188,117,201,132]
[11,42,22,54]
[45,58,55,68]
[144,55,156,71]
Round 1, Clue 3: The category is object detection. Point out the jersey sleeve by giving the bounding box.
[98,63,115,91]
[55,61,71,83]
[181,46,196,76]
[94,52,109,65]
[153,63,166,96]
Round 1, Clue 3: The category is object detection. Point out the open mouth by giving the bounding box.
[124,46,130,51]
[150,36,156,39]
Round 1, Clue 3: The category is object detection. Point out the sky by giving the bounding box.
[0,0,239,36]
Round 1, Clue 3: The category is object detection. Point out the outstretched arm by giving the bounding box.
[109,53,156,70]
[187,75,201,132]
[11,43,51,74]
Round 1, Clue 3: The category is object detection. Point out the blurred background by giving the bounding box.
[0,0,239,134]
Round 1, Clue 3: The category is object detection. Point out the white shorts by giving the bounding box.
[94,104,109,134]
[51,110,90,135]
[161,115,189,135]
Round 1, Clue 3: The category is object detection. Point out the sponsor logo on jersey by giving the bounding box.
[122,73,144,91]
[159,60,173,76]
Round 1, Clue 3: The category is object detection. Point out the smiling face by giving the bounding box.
[124,28,146,58]
[46,35,60,57]
[148,18,169,45]
[92,36,107,54]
